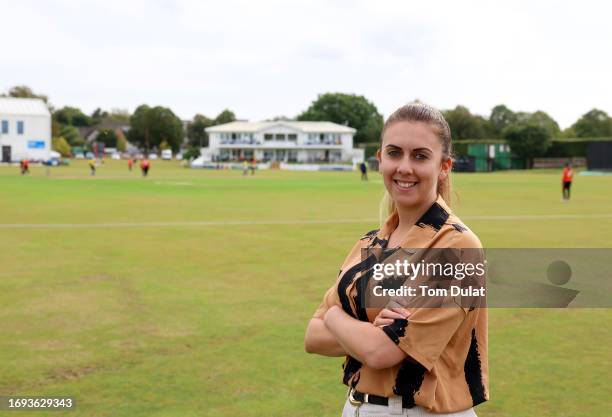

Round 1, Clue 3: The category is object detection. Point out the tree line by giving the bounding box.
[3,86,611,161]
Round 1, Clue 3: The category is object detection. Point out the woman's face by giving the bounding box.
[376,121,451,210]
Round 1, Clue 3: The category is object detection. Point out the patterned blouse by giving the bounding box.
[312,195,489,413]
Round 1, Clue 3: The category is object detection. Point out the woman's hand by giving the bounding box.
[373,307,410,328]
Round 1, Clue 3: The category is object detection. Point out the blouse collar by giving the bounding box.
[378,195,452,247]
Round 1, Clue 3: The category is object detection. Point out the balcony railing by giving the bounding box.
[217,138,344,146]
[219,138,262,145]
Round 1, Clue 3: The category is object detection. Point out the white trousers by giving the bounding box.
[341,397,477,417]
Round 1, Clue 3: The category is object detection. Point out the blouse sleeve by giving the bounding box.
[382,305,467,371]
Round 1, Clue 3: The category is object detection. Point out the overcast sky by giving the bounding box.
[2,0,610,128]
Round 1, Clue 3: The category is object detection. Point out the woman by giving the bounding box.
[305,103,488,416]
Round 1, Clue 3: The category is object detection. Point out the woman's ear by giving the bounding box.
[439,157,452,181]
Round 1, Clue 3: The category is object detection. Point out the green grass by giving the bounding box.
[0,160,610,417]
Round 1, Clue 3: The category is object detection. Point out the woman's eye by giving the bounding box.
[414,153,428,160]
[387,150,401,157]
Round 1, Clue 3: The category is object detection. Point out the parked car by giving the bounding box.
[161,149,172,160]
[148,153,158,160]
[44,152,68,166]
[111,152,121,160]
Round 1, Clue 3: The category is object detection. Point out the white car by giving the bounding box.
[161,149,173,160]
[111,153,121,160]
[148,153,158,160]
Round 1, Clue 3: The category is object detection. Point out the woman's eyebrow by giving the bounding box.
[384,145,434,153]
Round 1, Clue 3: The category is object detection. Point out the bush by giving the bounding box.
[183,147,201,160]
[52,137,72,157]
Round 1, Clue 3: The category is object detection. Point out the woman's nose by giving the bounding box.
[396,157,413,175]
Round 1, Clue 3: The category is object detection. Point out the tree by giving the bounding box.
[527,111,561,138]
[109,108,130,122]
[187,114,214,147]
[91,108,109,124]
[560,126,577,138]
[96,129,118,147]
[128,105,184,152]
[214,109,236,125]
[54,106,92,127]
[489,105,516,136]
[59,124,84,146]
[443,106,487,140]
[128,105,152,150]
[361,116,385,145]
[52,119,61,138]
[571,109,612,138]
[183,147,201,160]
[298,93,384,144]
[91,108,130,124]
[52,137,72,156]
[476,115,496,138]
[503,123,551,169]
[116,131,127,152]
[266,115,294,121]
[3,85,49,104]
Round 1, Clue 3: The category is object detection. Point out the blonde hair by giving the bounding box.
[378,102,454,224]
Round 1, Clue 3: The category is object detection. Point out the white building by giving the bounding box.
[203,121,363,164]
[0,97,51,162]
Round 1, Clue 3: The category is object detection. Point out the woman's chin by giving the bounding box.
[392,196,423,209]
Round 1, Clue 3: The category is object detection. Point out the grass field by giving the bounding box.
[0,160,610,417]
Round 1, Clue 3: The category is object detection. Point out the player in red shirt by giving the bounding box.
[140,158,150,177]
[20,159,29,175]
[561,162,574,202]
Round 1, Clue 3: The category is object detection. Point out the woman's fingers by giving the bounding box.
[378,308,407,320]
[391,307,410,318]
[373,318,394,327]
[372,308,411,327]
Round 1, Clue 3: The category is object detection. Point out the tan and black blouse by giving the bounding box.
[312,195,489,413]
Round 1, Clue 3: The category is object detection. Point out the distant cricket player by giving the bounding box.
[88,158,96,176]
[360,161,368,181]
[20,159,29,175]
[561,162,574,202]
[128,158,134,171]
[140,158,150,177]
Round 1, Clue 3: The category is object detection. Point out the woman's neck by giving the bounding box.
[389,193,438,245]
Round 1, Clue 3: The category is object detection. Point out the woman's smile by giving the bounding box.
[393,179,418,191]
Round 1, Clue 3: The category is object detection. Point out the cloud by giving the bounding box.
[1,0,610,127]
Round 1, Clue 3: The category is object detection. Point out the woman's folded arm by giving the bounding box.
[304,317,347,357]
[323,305,407,369]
